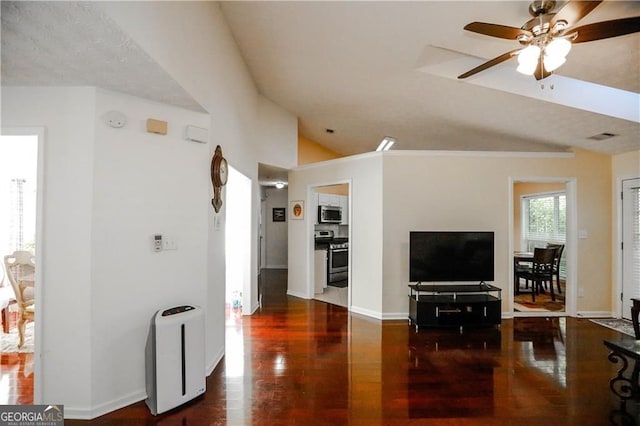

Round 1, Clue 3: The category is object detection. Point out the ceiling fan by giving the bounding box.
[458,0,640,80]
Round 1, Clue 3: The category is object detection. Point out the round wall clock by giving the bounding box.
[211,145,228,213]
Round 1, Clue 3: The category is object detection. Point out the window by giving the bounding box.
[521,191,566,277]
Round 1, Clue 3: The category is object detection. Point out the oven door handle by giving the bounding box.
[330,248,348,253]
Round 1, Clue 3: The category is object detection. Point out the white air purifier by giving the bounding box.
[145,305,206,415]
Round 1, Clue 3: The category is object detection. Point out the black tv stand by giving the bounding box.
[408,283,501,331]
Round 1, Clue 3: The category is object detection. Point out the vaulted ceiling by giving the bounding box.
[219,1,639,156]
[2,1,639,158]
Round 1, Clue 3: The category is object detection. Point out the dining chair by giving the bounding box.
[517,247,557,303]
[514,254,533,294]
[546,243,565,295]
[3,251,35,348]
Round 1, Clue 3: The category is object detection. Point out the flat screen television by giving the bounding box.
[409,231,494,283]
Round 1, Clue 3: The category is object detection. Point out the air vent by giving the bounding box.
[587,132,617,141]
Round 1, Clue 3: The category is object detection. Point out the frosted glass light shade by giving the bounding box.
[544,54,566,72]
[543,38,572,72]
[517,45,541,75]
[546,38,572,58]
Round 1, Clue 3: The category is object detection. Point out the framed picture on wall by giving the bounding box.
[290,200,304,220]
[273,207,286,222]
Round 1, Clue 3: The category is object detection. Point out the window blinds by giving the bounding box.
[624,182,640,300]
[522,192,566,248]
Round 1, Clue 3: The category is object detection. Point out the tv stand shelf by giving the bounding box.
[408,283,501,330]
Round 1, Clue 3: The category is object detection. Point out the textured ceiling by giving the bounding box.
[1,1,204,112]
[1,1,638,159]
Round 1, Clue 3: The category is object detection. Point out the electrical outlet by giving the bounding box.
[578,288,585,297]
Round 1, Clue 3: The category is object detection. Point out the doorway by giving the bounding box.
[225,166,252,318]
[511,178,577,317]
[311,182,350,308]
[0,129,43,404]
[620,177,640,320]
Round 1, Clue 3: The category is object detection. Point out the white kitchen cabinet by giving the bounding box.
[318,193,341,207]
[339,195,348,225]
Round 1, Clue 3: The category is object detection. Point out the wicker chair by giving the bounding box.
[4,251,35,348]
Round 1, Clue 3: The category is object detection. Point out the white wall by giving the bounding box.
[2,1,297,419]
[288,154,383,317]
[256,98,299,170]
[2,87,211,417]
[288,149,614,319]
[100,0,296,388]
[383,150,612,317]
[264,187,288,268]
[102,0,297,318]
[90,90,210,414]
[2,86,96,412]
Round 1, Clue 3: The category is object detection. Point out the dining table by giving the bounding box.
[513,251,533,295]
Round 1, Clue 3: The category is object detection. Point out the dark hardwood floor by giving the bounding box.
[61,270,639,424]
[0,310,34,405]
[0,352,34,405]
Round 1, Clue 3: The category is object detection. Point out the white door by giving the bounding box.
[622,177,640,320]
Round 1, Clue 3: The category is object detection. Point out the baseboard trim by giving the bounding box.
[65,351,224,420]
[349,305,382,320]
[381,312,407,321]
[64,389,147,420]
[207,348,224,377]
[287,289,308,299]
[576,311,614,318]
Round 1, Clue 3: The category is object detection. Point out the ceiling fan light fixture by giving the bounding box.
[459,1,640,81]
[517,45,540,75]
[545,38,572,58]
[542,38,571,72]
[543,54,566,72]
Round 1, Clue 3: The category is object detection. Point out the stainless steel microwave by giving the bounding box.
[318,205,342,223]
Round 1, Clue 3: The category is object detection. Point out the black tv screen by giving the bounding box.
[409,231,495,283]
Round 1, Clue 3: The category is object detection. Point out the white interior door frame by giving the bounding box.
[1,126,45,403]
[508,177,577,317]
[305,180,352,307]
[224,165,253,315]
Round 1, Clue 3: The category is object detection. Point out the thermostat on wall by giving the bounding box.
[153,234,163,252]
